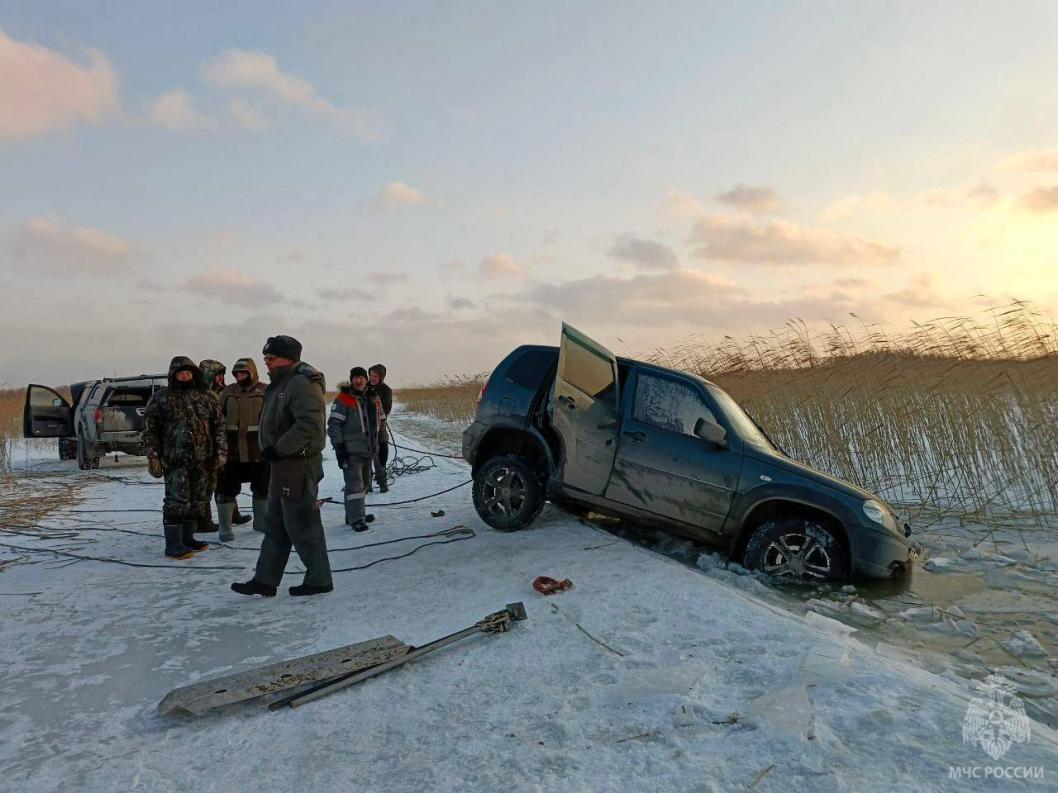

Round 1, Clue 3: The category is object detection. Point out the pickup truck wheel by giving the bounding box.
[76,432,100,471]
[743,518,847,582]
[472,454,545,532]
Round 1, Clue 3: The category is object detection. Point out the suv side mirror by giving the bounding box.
[694,417,728,448]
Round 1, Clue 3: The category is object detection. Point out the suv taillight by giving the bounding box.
[94,408,104,425]
[477,381,488,406]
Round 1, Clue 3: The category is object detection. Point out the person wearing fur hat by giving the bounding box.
[328,366,382,532]
[231,335,333,597]
[367,364,393,493]
[215,358,269,541]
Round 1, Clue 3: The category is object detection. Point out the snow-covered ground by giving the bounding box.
[1,417,1056,792]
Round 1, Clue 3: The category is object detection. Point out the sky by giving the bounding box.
[2,1,1058,387]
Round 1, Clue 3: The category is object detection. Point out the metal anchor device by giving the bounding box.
[270,601,528,711]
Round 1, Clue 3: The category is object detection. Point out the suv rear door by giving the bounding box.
[23,385,74,438]
[552,323,620,495]
[605,369,741,535]
[100,378,163,433]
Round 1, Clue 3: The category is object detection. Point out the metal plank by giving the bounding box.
[157,635,409,717]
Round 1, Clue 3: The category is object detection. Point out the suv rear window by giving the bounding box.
[505,349,558,389]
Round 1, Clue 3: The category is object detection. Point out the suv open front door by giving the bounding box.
[23,385,74,439]
[552,323,620,495]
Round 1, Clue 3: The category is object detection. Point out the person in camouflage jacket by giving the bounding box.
[143,356,227,559]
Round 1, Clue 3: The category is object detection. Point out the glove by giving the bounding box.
[334,448,348,469]
[215,451,228,470]
[147,456,164,479]
[261,446,279,462]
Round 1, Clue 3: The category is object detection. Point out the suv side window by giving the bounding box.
[564,342,617,411]
[634,373,716,436]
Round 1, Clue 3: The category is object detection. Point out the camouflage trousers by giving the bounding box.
[163,464,213,526]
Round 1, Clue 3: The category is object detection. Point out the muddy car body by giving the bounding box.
[24,376,167,469]
[463,324,915,582]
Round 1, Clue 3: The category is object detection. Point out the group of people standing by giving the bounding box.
[141,334,393,597]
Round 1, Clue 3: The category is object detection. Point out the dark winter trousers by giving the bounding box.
[376,422,390,476]
[343,457,371,525]
[253,472,333,588]
[163,464,212,527]
[216,460,270,501]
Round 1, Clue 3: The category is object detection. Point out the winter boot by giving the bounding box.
[217,500,235,542]
[164,523,193,560]
[233,503,253,525]
[231,580,277,597]
[377,475,389,494]
[289,583,334,597]
[252,498,269,533]
[352,520,370,533]
[182,520,209,552]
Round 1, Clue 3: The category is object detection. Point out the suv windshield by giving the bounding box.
[704,383,777,452]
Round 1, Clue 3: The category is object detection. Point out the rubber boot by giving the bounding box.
[182,520,209,552]
[217,500,235,542]
[252,498,269,533]
[164,523,193,560]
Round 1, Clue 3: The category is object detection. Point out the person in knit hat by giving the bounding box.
[327,366,382,532]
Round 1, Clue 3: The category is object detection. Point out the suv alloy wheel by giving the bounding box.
[471,454,546,531]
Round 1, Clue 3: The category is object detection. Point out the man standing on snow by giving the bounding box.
[231,336,334,597]
[368,364,393,494]
[215,358,269,541]
[143,357,227,560]
[329,367,381,532]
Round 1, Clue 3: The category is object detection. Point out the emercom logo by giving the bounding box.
[962,674,1031,761]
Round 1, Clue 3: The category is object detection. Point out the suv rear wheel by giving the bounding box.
[743,517,847,582]
[76,428,100,471]
[472,454,545,531]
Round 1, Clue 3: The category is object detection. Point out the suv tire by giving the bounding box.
[743,517,847,582]
[76,429,100,471]
[472,454,545,532]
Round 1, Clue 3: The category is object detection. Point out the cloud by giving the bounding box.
[12,217,134,274]
[227,97,269,130]
[1016,185,1058,213]
[371,181,424,210]
[882,275,949,309]
[714,184,781,214]
[607,235,678,270]
[448,296,476,310]
[0,27,119,141]
[1000,147,1058,173]
[316,286,371,302]
[149,89,207,130]
[666,188,709,218]
[690,214,900,267]
[480,253,526,279]
[201,49,376,139]
[185,269,284,306]
[438,260,465,272]
[820,192,900,223]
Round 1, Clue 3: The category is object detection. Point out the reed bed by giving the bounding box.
[398,302,1058,522]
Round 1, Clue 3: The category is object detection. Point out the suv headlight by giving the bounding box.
[862,499,891,527]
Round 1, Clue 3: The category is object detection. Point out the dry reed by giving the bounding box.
[398,302,1057,522]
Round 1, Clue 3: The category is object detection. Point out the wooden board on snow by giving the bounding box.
[157,635,410,717]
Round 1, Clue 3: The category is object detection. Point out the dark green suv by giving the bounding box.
[463,324,916,582]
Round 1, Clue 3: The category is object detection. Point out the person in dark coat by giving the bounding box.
[329,367,381,531]
[231,336,333,597]
[143,357,227,559]
[368,364,393,493]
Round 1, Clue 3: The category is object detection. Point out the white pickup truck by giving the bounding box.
[24,375,168,469]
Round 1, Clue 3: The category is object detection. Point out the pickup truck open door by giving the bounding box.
[552,323,620,495]
[23,385,74,439]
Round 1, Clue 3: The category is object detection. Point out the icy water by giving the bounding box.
[590,511,1058,728]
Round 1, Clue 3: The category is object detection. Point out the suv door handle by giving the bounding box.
[624,430,645,443]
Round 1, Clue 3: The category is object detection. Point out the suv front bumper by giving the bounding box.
[852,523,919,579]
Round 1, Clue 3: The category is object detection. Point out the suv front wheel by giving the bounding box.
[743,517,847,582]
[472,454,545,531]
